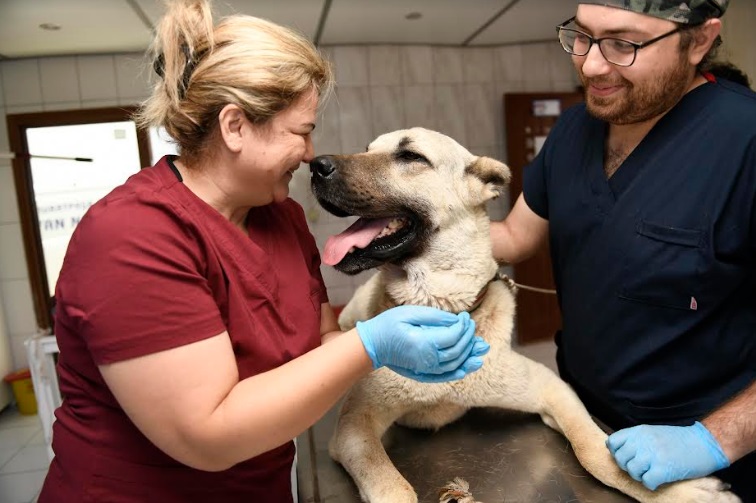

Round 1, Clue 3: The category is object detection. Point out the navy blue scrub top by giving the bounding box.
[523,79,756,425]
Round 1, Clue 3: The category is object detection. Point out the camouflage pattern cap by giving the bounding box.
[577,0,729,24]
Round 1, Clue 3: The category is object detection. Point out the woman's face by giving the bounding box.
[240,89,318,205]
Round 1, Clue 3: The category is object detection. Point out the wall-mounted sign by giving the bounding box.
[532,99,561,117]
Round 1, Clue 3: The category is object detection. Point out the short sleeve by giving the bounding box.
[522,144,550,220]
[56,194,227,364]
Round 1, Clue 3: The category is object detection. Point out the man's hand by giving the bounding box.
[606,422,730,490]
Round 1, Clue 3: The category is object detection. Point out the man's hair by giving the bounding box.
[678,24,722,73]
[707,62,752,88]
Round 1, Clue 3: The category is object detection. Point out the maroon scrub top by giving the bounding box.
[39,156,328,502]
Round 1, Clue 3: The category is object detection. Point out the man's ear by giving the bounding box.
[218,104,246,153]
[688,18,722,66]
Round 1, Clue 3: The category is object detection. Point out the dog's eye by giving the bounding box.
[396,150,429,164]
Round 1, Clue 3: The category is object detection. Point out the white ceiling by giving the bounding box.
[0,0,576,59]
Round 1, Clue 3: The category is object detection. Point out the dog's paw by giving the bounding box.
[650,476,740,503]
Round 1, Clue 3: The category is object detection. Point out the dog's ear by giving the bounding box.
[465,156,511,201]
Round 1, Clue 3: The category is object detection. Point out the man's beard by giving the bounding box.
[579,55,693,125]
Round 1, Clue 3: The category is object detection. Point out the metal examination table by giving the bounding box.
[297,405,635,503]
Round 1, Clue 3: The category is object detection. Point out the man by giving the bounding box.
[491,0,756,499]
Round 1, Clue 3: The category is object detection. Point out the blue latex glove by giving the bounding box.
[355,306,488,381]
[387,337,490,383]
[606,421,730,490]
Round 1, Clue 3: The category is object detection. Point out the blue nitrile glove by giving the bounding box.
[355,306,488,381]
[387,336,490,383]
[606,421,730,491]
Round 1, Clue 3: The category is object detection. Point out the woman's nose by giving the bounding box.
[302,135,315,163]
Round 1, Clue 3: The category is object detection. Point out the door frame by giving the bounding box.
[6,107,152,330]
[503,91,583,344]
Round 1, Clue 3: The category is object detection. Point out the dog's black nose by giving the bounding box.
[310,155,336,178]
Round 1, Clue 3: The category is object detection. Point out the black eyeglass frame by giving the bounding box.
[555,16,685,67]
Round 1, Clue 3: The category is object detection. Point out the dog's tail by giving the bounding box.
[438,477,482,503]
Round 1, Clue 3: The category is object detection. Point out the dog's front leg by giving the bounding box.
[511,355,740,503]
[329,383,418,503]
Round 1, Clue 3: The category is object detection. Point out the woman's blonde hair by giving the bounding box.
[136,0,334,165]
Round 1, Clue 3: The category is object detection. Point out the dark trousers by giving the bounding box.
[555,337,756,502]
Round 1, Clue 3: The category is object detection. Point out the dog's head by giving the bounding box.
[310,127,511,275]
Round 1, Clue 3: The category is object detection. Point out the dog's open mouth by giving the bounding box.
[322,215,416,266]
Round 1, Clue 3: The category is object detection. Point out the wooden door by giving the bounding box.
[504,92,584,344]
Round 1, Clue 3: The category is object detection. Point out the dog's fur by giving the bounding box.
[310,128,739,503]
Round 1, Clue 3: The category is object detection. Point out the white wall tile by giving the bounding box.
[0,64,5,106]
[81,98,120,109]
[403,85,436,130]
[434,85,467,145]
[463,48,495,84]
[0,166,19,225]
[350,270,374,289]
[464,84,497,148]
[521,43,552,87]
[368,46,402,86]
[0,109,8,154]
[320,264,351,291]
[318,46,335,67]
[313,98,342,155]
[1,60,42,106]
[43,101,81,112]
[331,46,369,86]
[0,224,27,281]
[498,80,528,95]
[8,333,31,371]
[114,53,152,101]
[493,45,524,84]
[327,285,355,307]
[287,167,311,210]
[5,104,44,115]
[39,57,80,104]
[552,80,579,93]
[117,97,144,107]
[548,43,576,83]
[0,279,37,336]
[400,46,434,85]
[433,47,464,84]
[370,86,404,137]
[335,87,373,151]
[487,192,510,221]
[76,55,117,101]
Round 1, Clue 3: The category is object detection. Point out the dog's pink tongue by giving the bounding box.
[323,217,393,266]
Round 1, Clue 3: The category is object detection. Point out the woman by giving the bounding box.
[38,1,488,501]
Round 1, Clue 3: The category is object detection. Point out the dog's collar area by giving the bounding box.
[466,273,502,314]
[387,272,510,314]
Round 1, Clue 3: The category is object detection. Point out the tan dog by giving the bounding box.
[309,127,739,503]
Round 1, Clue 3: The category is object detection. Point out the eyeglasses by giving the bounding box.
[556,16,684,67]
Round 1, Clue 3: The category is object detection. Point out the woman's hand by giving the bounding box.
[355,306,489,382]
